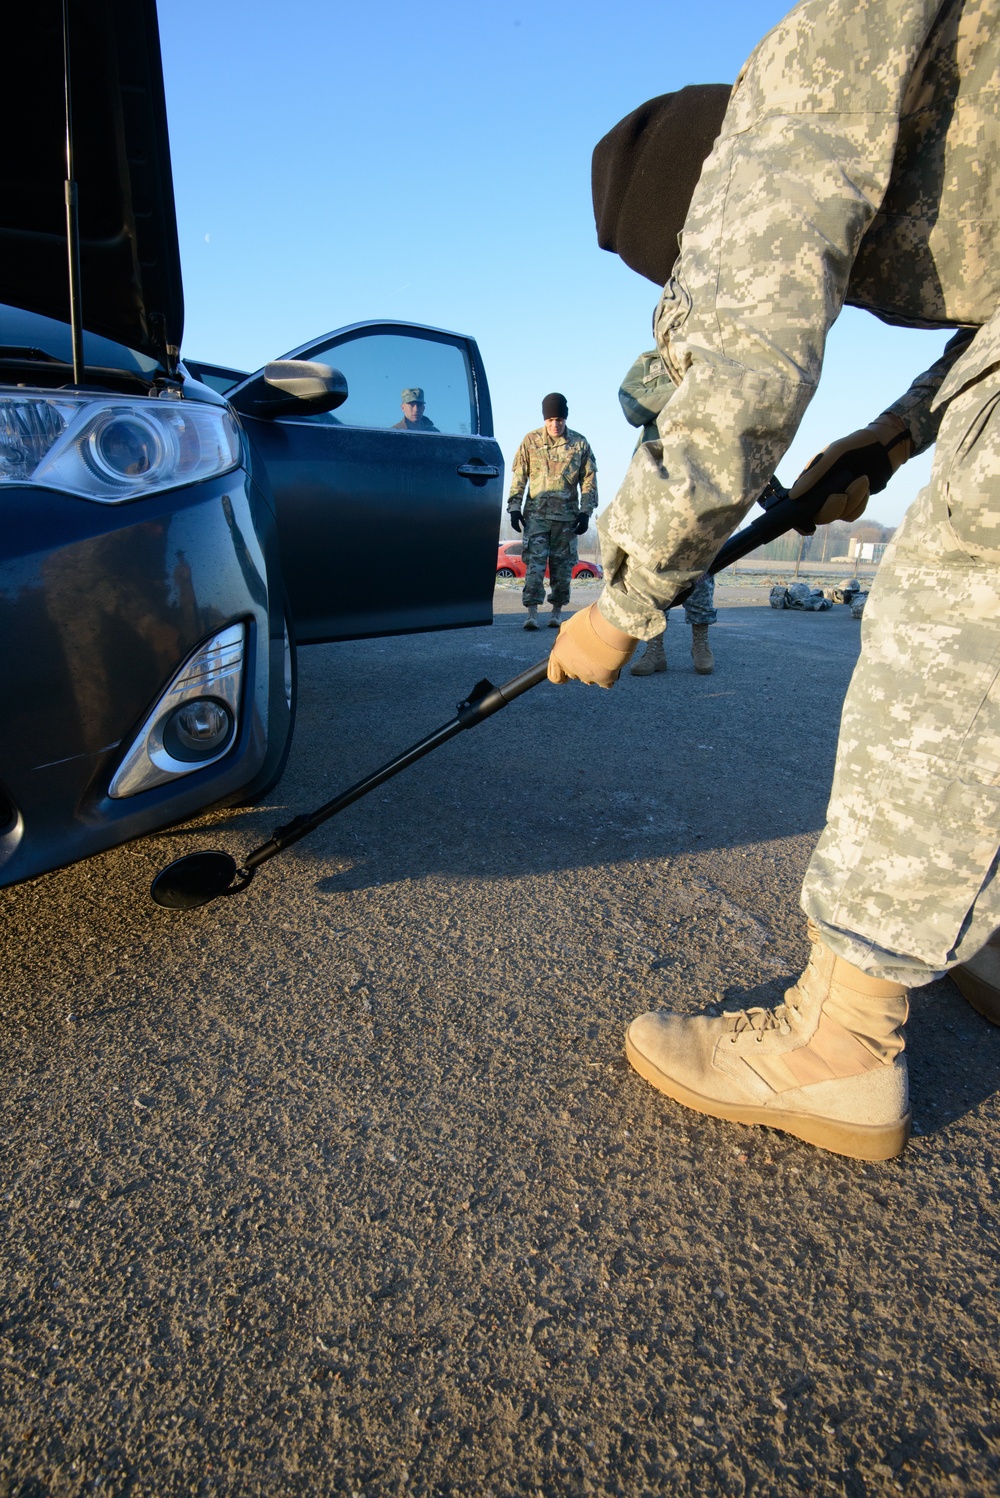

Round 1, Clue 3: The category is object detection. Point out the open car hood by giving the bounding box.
[2,0,183,373]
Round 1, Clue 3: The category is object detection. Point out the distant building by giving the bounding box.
[849,538,889,564]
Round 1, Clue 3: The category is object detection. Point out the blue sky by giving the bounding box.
[158,0,949,532]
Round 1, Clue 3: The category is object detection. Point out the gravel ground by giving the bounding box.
[1,581,998,1497]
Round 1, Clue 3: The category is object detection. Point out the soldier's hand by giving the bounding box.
[547,604,637,688]
[509,511,524,533]
[573,513,590,535]
[789,413,912,534]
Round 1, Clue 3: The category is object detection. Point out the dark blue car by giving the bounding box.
[0,1,503,888]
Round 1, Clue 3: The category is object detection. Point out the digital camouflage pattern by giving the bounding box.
[595,0,1000,983]
[643,573,718,631]
[596,0,1000,642]
[677,574,717,626]
[803,309,1000,983]
[507,427,598,522]
[620,352,717,627]
[520,516,577,608]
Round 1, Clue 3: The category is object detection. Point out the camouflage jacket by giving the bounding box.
[598,0,1000,639]
[507,427,598,520]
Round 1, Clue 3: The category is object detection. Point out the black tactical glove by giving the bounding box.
[573,512,590,535]
[510,511,524,533]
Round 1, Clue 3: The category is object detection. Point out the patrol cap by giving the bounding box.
[542,392,568,419]
[591,83,731,286]
[401,387,425,404]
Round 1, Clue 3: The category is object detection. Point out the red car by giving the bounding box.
[495,541,603,581]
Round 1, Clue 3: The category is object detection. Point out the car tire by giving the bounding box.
[496,567,518,579]
[231,613,297,806]
[576,568,597,579]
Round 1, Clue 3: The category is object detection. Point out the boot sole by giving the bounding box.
[630,665,667,675]
[625,1029,910,1162]
[951,966,1000,1025]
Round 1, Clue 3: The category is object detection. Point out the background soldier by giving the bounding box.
[619,351,716,675]
[548,0,1000,1162]
[508,393,597,630]
[392,387,439,432]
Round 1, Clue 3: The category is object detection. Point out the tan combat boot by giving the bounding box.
[630,634,667,675]
[523,606,540,631]
[549,607,566,628]
[952,931,1000,1025]
[625,922,910,1160]
[691,623,714,674]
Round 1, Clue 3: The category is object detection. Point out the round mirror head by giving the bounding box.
[150,850,238,910]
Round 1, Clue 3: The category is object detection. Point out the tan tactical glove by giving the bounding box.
[547,604,638,688]
[789,413,913,534]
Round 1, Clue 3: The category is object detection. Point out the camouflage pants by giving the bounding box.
[802,326,1000,985]
[672,573,717,626]
[521,515,576,607]
[643,575,717,638]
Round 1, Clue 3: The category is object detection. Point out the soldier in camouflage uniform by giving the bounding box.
[508,393,598,630]
[547,0,1000,1159]
[619,351,717,675]
[391,386,439,432]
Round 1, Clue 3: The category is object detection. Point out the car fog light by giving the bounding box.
[109,622,246,798]
[164,699,234,761]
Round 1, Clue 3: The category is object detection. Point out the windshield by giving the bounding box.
[0,304,160,379]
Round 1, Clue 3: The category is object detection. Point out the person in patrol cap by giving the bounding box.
[544,0,1000,1162]
[392,387,439,432]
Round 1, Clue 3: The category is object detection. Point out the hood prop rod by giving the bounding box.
[62,0,85,386]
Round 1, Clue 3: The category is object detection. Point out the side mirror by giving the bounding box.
[229,360,349,418]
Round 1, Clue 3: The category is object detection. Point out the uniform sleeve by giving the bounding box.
[884,328,978,455]
[579,442,598,512]
[597,0,943,640]
[507,438,530,512]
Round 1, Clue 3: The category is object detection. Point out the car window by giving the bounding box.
[185,361,248,395]
[506,542,523,557]
[301,331,476,435]
[199,371,243,395]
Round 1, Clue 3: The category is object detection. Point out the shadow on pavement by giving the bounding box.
[284,605,859,892]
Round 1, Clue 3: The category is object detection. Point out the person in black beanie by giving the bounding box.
[507,394,598,630]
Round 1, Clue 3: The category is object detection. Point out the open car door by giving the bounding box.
[226,321,503,644]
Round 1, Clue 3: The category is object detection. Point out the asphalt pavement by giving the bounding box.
[1,579,998,1497]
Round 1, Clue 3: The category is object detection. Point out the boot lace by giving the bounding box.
[722,994,802,1043]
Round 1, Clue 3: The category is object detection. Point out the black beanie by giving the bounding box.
[542,392,568,419]
[591,84,731,286]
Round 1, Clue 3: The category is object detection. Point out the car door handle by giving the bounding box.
[457,463,500,479]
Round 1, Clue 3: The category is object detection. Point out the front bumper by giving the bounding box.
[0,469,275,887]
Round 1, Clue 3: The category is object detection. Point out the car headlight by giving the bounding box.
[0,390,241,502]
